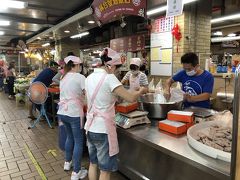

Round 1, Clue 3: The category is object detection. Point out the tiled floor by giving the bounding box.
[0,92,128,180]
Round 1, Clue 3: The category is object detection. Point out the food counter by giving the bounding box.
[117,125,230,180]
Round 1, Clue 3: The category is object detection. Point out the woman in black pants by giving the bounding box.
[7,62,16,100]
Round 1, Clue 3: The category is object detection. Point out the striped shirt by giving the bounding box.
[122,71,148,86]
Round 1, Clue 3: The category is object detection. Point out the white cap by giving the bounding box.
[64,56,82,64]
[130,58,141,67]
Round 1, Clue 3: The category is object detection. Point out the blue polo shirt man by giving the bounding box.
[33,61,58,86]
[165,53,214,109]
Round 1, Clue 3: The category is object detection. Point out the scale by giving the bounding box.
[115,110,150,129]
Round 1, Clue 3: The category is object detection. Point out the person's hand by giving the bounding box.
[139,87,146,95]
[134,87,140,91]
[163,89,171,101]
[184,93,194,102]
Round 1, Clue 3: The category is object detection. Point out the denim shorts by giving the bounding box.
[87,132,118,172]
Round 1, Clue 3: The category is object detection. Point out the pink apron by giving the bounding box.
[58,74,85,128]
[129,73,141,91]
[85,74,119,157]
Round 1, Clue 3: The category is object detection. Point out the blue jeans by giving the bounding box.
[58,115,83,173]
[87,132,118,172]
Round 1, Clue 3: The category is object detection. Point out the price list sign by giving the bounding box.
[152,16,174,33]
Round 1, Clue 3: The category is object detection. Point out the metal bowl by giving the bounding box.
[139,93,182,119]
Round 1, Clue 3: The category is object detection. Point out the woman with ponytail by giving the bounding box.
[57,55,87,180]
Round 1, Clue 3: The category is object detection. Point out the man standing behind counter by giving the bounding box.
[165,52,214,109]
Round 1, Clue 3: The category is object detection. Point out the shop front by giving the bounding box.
[20,0,240,180]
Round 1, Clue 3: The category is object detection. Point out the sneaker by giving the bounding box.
[71,169,88,180]
[64,161,72,171]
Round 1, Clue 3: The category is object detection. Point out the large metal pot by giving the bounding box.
[139,93,182,119]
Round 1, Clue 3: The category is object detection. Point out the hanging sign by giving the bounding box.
[110,34,145,52]
[166,0,183,17]
[92,0,146,23]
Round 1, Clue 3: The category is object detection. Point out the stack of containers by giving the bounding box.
[159,110,194,135]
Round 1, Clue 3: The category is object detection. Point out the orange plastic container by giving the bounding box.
[168,110,194,123]
[115,102,138,113]
[159,120,187,135]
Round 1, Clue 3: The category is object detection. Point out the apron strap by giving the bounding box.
[87,73,107,113]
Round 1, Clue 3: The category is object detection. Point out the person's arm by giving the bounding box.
[52,72,62,84]
[113,85,145,102]
[164,78,175,99]
[184,93,211,102]
[185,73,214,103]
[164,70,184,98]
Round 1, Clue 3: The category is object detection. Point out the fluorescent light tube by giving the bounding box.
[228,33,236,37]
[0,21,10,26]
[70,32,89,39]
[42,43,50,47]
[88,21,95,24]
[0,0,28,9]
[211,13,240,24]
[213,31,223,36]
[211,36,240,43]
[147,0,198,16]
[0,31,5,35]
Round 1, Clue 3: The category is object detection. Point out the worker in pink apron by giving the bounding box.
[85,48,145,180]
[121,58,148,93]
[57,55,87,180]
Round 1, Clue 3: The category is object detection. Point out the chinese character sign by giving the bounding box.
[166,0,183,17]
[92,0,146,23]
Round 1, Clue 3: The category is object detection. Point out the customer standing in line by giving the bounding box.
[6,61,16,99]
[85,48,145,180]
[57,55,88,180]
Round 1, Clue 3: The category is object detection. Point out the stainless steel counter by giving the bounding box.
[117,125,230,180]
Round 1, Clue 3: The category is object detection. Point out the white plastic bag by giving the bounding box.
[148,78,155,93]
[169,88,184,102]
[155,79,163,93]
[153,93,166,103]
[176,82,182,90]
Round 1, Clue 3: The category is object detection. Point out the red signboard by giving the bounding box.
[110,35,145,52]
[92,0,146,23]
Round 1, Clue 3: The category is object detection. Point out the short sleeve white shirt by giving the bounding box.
[57,72,86,117]
[84,68,122,133]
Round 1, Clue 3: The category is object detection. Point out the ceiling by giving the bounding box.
[212,0,240,36]
[0,0,92,47]
[0,0,240,48]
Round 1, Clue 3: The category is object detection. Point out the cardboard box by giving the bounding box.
[115,102,138,114]
[168,110,194,123]
[159,120,187,135]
